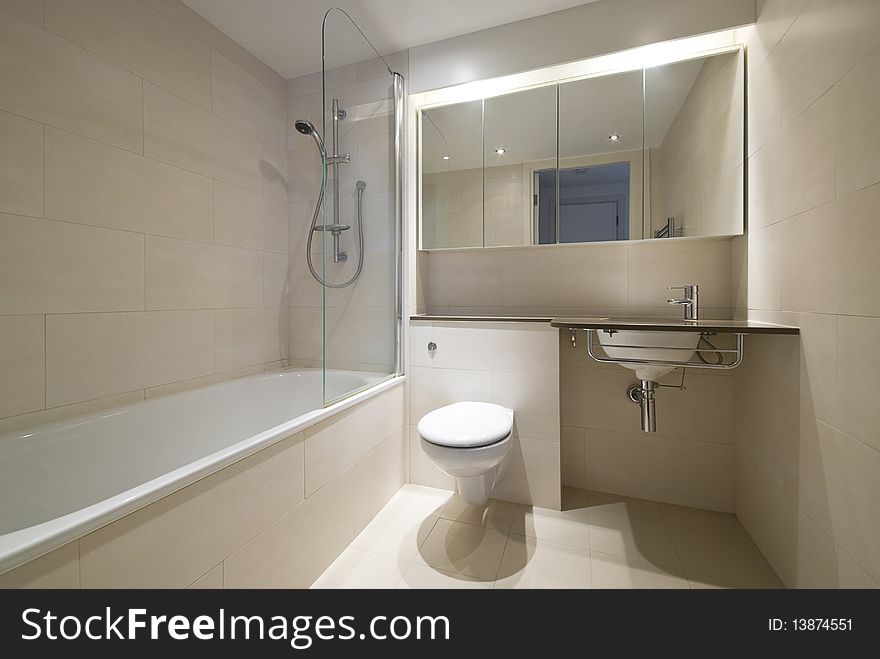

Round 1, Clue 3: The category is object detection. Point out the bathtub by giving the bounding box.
[0,368,398,575]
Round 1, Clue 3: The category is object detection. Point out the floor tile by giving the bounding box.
[659,503,740,531]
[587,491,666,527]
[588,517,681,569]
[669,523,783,588]
[310,548,407,589]
[590,551,690,589]
[351,512,437,562]
[414,518,508,580]
[511,504,591,548]
[313,485,784,590]
[440,494,517,531]
[398,563,493,589]
[495,534,591,589]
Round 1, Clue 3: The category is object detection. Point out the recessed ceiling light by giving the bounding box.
[495,147,506,155]
[609,134,621,141]
[442,154,450,160]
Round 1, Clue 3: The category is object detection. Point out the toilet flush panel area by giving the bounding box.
[408,321,561,510]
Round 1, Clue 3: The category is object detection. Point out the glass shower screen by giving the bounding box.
[319,9,403,405]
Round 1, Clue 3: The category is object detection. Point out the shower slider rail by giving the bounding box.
[584,329,745,371]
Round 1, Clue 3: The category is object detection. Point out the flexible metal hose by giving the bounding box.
[306,180,366,289]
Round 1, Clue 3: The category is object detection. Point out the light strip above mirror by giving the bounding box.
[415,28,743,110]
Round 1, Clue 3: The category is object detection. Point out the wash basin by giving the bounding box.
[597,328,699,381]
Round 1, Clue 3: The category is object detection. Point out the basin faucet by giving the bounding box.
[667,284,699,320]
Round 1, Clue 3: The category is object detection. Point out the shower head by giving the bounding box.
[295,119,315,135]
[295,119,326,158]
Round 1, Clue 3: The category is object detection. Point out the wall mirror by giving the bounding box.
[419,46,744,250]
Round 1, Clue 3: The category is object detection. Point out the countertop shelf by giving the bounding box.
[550,317,799,334]
[410,315,800,335]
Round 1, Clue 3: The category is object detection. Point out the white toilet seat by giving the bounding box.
[418,401,513,448]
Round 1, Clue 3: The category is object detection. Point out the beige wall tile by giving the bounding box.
[745,223,781,310]
[561,426,587,489]
[628,238,731,310]
[410,323,557,374]
[0,110,43,217]
[80,432,305,588]
[187,563,223,589]
[780,183,880,316]
[224,466,356,588]
[805,419,880,584]
[410,366,492,420]
[0,9,142,152]
[779,0,880,121]
[46,310,213,406]
[304,384,403,495]
[747,310,838,426]
[836,548,879,589]
[426,250,502,308]
[144,365,261,400]
[144,82,261,192]
[0,213,144,314]
[142,0,285,98]
[492,370,559,442]
[838,315,880,452]
[0,390,143,435]
[354,429,405,532]
[212,50,284,139]
[588,428,733,511]
[493,436,561,509]
[262,252,289,307]
[45,127,213,242]
[214,307,288,373]
[214,182,287,253]
[45,0,211,109]
[407,425,456,490]
[0,542,78,588]
[563,366,733,444]
[501,244,627,308]
[834,44,880,197]
[0,315,44,419]
[0,0,44,26]
[145,236,263,310]
[747,45,781,156]
[287,306,321,362]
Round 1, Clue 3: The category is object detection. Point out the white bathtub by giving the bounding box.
[0,368,398,574]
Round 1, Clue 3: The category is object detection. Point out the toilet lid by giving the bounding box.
[418,402,513,448]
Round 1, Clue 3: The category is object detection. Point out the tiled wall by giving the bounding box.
[425,237,733,317]
[730,0,880,588]
[408,321,560,509]
[286,52,407,373]
[0,382,405,588]
[421,237,735,511]
[650,51,744,237]
[0,0,289,433]
[422,164,527,248]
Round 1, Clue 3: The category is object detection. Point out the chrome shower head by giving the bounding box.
[295,119,326,158]
[294,119,315,135]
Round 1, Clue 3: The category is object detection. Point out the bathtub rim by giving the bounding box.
[0,371,405,576]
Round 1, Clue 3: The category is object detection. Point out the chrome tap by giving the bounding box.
[667,284,699,320]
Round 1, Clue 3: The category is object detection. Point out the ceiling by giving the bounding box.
[182,0,601,79]
[422,57,707,174]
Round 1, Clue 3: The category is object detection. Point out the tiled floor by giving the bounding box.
[312,485,783,589]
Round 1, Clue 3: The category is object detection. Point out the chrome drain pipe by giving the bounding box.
[639,380,657,433]
[628,381,657,433]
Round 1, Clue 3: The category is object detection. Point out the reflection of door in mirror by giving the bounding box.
[536,163,630,244]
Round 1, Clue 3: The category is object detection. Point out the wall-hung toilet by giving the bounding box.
[418,402,513,505]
